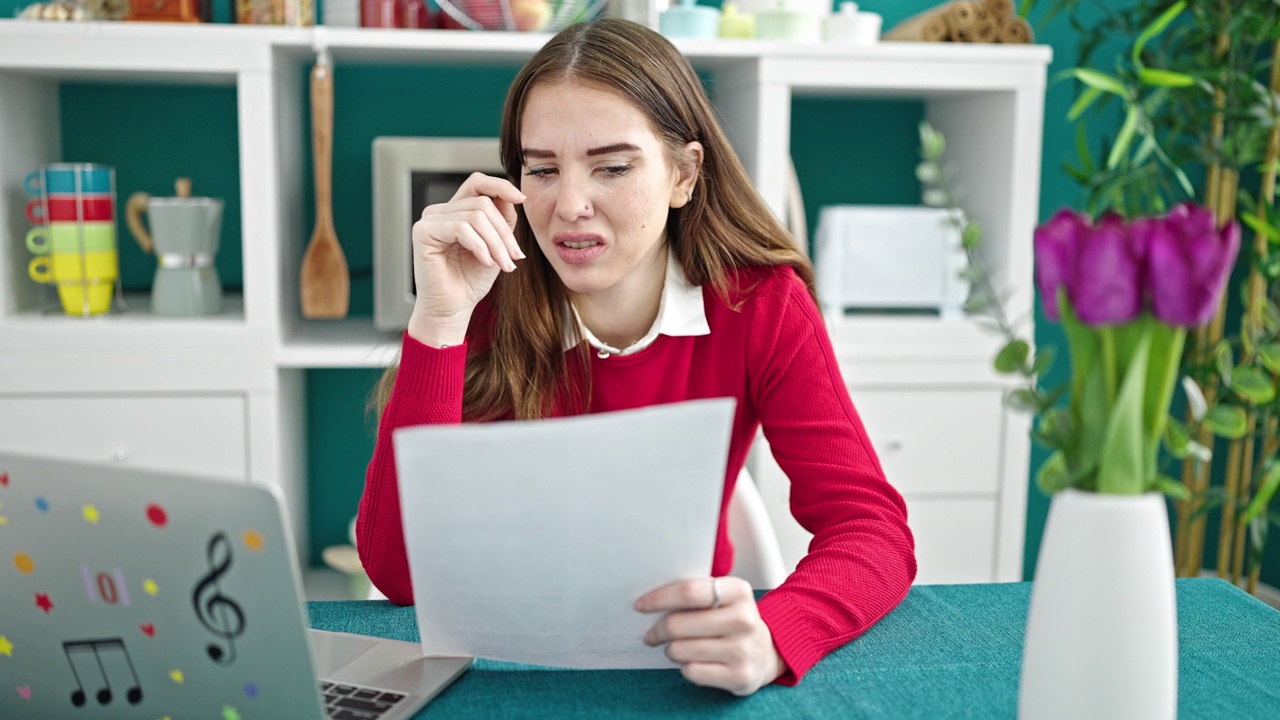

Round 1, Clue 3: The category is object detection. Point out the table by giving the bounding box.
[307,578,1280,718]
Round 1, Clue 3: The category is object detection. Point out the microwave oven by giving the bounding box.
[372,136,505,331]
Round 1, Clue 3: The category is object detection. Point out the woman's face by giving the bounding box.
[518,81,698,303]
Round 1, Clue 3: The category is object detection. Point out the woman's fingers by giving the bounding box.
[643,606,753,646]
[421,196,524,270]
[635,576,752,614]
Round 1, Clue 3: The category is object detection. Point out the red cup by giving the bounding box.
[27,196,114,224]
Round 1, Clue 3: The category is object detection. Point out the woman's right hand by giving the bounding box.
[407,173,526,347]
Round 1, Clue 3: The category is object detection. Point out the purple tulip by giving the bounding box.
[1145,203,1241,327]
[1034,209,1088,321]
[1066,212,1147,326]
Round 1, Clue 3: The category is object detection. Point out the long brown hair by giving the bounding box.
[374,18,814,422]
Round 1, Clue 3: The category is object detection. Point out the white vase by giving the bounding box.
[1019,488,1178,720]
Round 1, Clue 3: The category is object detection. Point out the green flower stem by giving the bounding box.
[1145,324,1188,472]
[1099,325,1120,408]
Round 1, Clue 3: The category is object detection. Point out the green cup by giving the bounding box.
[26,222,117,255]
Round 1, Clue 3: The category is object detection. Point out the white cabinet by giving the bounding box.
[0,21,1049,579]
[0,394,248,480]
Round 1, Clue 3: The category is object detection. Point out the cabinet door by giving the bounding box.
[0,394,247,481]
[849,387,1004,495]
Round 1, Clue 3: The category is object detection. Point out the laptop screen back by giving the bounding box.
[0,452,326,720]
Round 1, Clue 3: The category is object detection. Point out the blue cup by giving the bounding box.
[660,0,721,39]
[24,164,115,196]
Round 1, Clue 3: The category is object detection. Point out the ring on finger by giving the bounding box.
[709,577,721,609]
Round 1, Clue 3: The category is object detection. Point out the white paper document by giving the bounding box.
[392,397,736,669]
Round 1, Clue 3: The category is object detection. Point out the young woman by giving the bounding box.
[361,18,915,696]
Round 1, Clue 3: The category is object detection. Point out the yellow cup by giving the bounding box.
[55,281,115,316]
[28,250,119,284]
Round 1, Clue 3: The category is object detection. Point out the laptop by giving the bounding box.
[0,451,471,720]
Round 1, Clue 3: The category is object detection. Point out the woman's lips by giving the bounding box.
[554,234,606,265]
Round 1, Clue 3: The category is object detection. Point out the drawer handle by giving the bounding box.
[112,450,128,462]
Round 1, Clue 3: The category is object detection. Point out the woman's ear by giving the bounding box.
[670,141,704,208]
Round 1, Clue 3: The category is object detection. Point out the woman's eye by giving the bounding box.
[601,165,632,177]
[524,168,556,180]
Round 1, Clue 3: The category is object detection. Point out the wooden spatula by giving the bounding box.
[300,60,350,319]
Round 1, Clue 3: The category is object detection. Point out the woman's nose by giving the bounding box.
[554,173,594,222]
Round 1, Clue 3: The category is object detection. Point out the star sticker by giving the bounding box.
[0,636,12,657]
[82,505,99,524]
[144,579,159,596]
[35,593,53,613]
[222,705,241,720]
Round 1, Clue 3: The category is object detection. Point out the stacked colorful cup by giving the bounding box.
[24,164,120,316]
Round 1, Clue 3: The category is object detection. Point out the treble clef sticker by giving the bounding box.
[191,532,245,666]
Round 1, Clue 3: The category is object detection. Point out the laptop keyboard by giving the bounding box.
[320,681,407,720]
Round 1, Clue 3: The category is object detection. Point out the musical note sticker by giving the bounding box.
[62,638,144,707]
[14,552,34,575]
[35,593,54,614]
[192,532,245,666]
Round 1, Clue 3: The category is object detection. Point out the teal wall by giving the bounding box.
[7,1,1119,578]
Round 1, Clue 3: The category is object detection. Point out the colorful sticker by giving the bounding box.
[63,638,143,707]
[169,669,184,684]
[140,623,155,638]
[243,530,264,552]
[14,552,34,575]
[222,706,241,720]
[16,685,30,700]
[0,500,7,526]
[0,635,12,657]
[35,497,48,513]
[82,505,100,524]
[0,472,8,487]
[35,593,54,613]
[243,682,259,700]
[146,504,167,528]
[82,566,130,606]
[143,579,159,597]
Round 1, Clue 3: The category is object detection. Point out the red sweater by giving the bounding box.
[358,264,916,684]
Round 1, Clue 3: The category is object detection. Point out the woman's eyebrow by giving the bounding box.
[521,143,641,161]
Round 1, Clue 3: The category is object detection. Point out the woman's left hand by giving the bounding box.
[635,576,786,696]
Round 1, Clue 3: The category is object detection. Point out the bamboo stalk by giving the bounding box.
[1179,28,1234,578]
[1240,40,1280,592]
[1233,430,1257,585]
[1218,432,1244,577]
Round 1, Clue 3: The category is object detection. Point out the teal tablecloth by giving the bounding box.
[307,578,1280,718]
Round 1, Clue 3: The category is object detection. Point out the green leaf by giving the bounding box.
[961,223,982,250]
[1250,515,1269,563]
[915,161,941,184]
[1006,388,1041,412]
[1266,302,1280,335]
[1070,68,1128,97]
[1067,86,1104,122]
[1137,68,1197,88]
[1242,212,1280,244]
[1182,376,1208,421]
[1036,451,1073,495]
[1241,462,1280,524]
[1032,346,1057,377]
[1132,0,1186,65]
[1231,366,1276,405]
[1216,340,1235,387]
[923,188,950,208]
[995,340,1031,374]
[918,121,945,159]
[1096,326,1152,494]
[1259,344,1280,374]
[1154,474,1191,501]
[1204,404,1248,439]
[1164,416,1191,458]
[1074,123,1096,176]
[1107,105,1141,170]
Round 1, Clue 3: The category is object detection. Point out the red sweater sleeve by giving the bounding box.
[357,332,468,605]
[748,274,917,684]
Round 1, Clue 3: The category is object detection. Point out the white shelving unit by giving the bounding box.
[0,20,1050,584]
